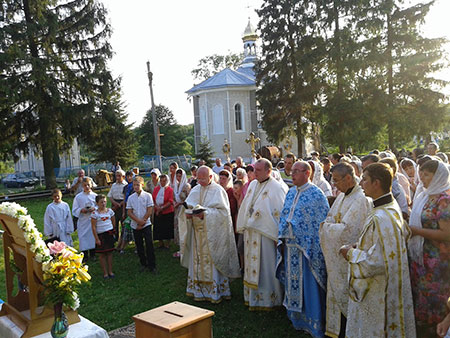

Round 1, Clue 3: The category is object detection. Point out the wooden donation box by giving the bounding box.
[0,213,80,337]
[133,301,215,338]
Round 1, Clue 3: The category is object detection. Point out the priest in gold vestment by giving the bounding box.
[178,166,240,303]
[237,158,288,310]
[319,163,371,338]
[340,163,415,338]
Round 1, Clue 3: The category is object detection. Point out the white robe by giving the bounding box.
[237,177,288,309]
[179,181,240,303]
[44,201,74,246]
[346,200,416,338]
[72,191,97,251]
[319,185,371,337]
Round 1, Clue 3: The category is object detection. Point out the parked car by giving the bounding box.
[3,173,36,188]
[22,171,40,185]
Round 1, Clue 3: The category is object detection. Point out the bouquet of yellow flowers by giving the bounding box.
[43,241,91,310]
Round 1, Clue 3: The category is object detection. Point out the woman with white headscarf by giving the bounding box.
[152,174,174,249]
[408,160,450,337]
[400,158,419,198]
[172,168,191,257]
[145,168,161,194]
[308,160,333,197]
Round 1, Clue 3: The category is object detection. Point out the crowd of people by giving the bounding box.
[42,142,450,338]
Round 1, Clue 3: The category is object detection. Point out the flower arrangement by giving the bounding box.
[0,202,91,311]
[43,241,90,310]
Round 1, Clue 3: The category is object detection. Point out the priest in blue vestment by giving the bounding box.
[276,161,329,338]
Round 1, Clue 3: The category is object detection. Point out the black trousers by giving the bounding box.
[133,226,156,269]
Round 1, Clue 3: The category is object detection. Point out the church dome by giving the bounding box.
[242,19,258,42]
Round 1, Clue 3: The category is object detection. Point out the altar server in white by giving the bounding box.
[72,178,97,261]
[44,188,74,246]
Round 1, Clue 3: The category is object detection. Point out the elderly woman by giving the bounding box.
[219,170,238,233]
[236,167,248,185]
[145,168,160,194]
[409,160,450,337]
[152,174,174,249]
[308,160,333,197]
[173,168,191,257]
[72,178,97,261]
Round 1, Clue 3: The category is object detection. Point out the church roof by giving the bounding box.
[186,67,255,94]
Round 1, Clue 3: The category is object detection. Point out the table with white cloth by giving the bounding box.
[0,303,109,338]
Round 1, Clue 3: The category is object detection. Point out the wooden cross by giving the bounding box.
[246,132,260,157]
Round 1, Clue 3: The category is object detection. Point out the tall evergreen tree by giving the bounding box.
[0,0,116,188]
[362,0,448,149]
[256,0,327,155]
[87,84,138,168]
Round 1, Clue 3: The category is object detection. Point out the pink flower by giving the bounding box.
[47,241,67,255]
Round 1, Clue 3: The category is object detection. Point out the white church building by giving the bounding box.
[186,20,311,161]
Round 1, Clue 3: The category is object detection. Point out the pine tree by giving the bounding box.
[195,138,214,167]
[361,0,448,149]
[256,0,327,156]
[86,84,138,168]
[0,0,116,188]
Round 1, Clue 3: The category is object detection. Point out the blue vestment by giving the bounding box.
[276,183,329,338]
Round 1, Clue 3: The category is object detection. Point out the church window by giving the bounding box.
[212,104,224,135]
[235,103,244,131]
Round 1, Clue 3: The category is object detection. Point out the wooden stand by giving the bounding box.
[0,213,80,337]
[133,301,214,338]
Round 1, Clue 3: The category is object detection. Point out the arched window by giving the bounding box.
[235,103,243,131]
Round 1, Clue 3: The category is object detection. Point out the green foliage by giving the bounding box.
[0,0,117,188]
[256,0,327,155]
[256,0,449,153]
[195,138,215,167]
[191,52,244,81]
[85,86,138,168]
[0,161,14,174]
[135,105,194,157]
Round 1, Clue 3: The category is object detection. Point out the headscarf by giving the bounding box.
[399,158,418,186]
[219,170,233,190]
[409,161,450,265]
[151,168,161,177]
[155,174,169,206]
[174,169,188,203]
[310,161,332,197]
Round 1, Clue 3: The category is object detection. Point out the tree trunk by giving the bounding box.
[40,115,58,189]
[387,13,395,150]
[23,0,57,189]
[333,0,346,153]
[296,120,304,158]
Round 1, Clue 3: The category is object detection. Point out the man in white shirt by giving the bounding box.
[71,169,97,195]
[212,157,224,175]
[126,176,156,273]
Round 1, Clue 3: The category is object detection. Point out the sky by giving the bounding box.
[105,0,450,127]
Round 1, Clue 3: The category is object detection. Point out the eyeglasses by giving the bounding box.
[292,169,308,175]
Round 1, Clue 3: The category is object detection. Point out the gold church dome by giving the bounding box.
[242,19,258,42]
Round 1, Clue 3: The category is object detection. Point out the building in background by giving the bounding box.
[186,20,312,161]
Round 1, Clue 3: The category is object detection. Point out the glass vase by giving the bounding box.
[51,303,69,338]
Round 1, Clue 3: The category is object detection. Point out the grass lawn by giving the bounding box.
[0,196,310,338]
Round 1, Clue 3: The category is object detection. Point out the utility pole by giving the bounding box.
[146,61,162,171]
